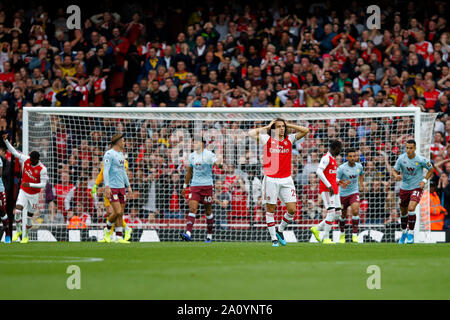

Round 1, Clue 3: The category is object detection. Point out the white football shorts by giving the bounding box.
[16,189,40,214]
[262,175,297,205]
[320,191,341,210]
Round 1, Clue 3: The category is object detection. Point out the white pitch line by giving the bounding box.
[0,255,104,263]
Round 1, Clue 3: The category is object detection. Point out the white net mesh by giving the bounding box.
[20,107,436,242]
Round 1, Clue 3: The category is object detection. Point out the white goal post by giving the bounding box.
[19,106,436,243]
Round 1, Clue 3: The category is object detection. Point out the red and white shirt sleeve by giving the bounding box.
[317,154,331,188]
[29,165,48,189]
[259,132,270,145]
[4,139,29,164]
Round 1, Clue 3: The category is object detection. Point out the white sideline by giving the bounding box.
[0,255,104,263]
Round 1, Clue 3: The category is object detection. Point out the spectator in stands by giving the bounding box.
[298,151,320,185]
[54,171,75,222]
[425,178,448,231]
[55,85,83,106]
[65,171,93,224]
[214,179,231,230]
[44,181,58,223]
[165,170,185,219]
[366,179,390,224]
[142,166,157,225]
[436,172,450,230]
[138,47,163,82]
[301,172,321,220]
[423,80,443,110]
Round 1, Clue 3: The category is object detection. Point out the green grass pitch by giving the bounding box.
[0,242,449,300]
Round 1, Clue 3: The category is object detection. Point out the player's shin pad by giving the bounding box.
[279,212,294,232]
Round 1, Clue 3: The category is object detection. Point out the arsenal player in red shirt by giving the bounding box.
[3,134,48,244]
[310,140,343,244]
[248,118,309,247]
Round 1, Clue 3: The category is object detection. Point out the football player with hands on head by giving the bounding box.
[249,118,309,247]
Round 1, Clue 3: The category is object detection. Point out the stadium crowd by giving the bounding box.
[0,0,449,231]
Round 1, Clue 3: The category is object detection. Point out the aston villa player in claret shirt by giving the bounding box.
[180,137,223,243]
[336,148,365,243]
[248,118,309,247]
[392,140,433,244]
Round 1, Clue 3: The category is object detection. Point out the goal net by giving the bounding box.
[16,107,436,243]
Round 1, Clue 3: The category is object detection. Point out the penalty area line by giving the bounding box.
[0,255,104,263]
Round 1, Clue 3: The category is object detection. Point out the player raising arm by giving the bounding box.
[248,118,309,247]
[180,137,223,243]
[3,134,48,244]
[0,145,10,243]
[392,139,433,244]
[101,133,132,243]
[310,140,343,244]
[336,148,365,243]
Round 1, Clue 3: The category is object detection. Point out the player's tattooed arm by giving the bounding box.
[359,174,366,193]
[338,180,350,188]
[420,164,435,189]
[182,166,193,198]
[392,169,402,181]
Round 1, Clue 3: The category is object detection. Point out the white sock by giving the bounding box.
[207,234,212,240]
[323,208,336,240]
[279,212,294,232]
[266,212,277,241]
[15,210,22,231]
[115,226,123,239]
[317,220,325,231]
[25,216,33,237]
[186,231,191,237]
[323,223,332,239]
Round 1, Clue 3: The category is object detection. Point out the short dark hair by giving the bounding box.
[111,133,124,145]
[406,139,416,146]
[269,118,288,139]
[193,135,207,145]
[30,151,40,161]
[330,139,342,150]
[347,148,356,154]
